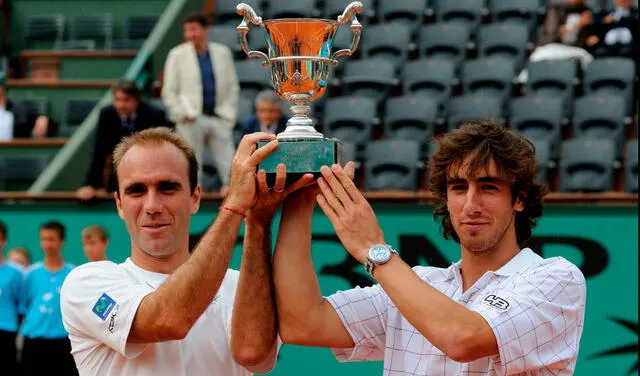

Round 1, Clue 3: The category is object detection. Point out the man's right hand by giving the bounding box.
[223,132,280,215]
[76,186,97,201]
[181,117,196,124]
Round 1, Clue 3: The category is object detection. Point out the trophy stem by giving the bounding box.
[277,103,324,140]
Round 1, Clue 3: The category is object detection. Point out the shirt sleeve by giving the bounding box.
[60,262,154,360]
[472,262,586,374]
[18,269,32,315]
[326,284,390,362]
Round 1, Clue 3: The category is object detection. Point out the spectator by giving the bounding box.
[20,221,77,376]
[0,84,58,141]
[162,12,240,195]
[238,90,289,138]
[76,79,170,201]
[7,247,31,270]
[0,220,22,376]
[539,0,594,46]
[80,225,108,262]
[582,0,639,58]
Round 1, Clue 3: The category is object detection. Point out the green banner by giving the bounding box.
[1,203,637,375]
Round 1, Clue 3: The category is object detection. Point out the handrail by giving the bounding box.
[0,139,68,147]
[2,191,638,205]
[6,79,114,88]
[21,51,137,59]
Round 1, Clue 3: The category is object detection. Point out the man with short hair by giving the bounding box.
[20,221,77,376]
[76,78,169,201]
[162,12,240,194]
[0,220,23,375]
[238,90,289,138]
[81,225,109,262]
[61,127,312,375]
[0,84,58,140]
[274,121,587,374]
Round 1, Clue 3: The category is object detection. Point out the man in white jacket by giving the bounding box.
[162,13,239,194]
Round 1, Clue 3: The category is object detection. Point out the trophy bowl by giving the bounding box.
[237,2,363,180]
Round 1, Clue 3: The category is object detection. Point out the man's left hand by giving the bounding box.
[316,163,384,264]
[247,163,314,225]
[32,116,49,138]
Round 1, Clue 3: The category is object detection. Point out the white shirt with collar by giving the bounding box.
[60,258,278,376]
[0,106,15,141]
[327,248,587,375]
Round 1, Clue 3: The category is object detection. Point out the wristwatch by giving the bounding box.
[364,244,398,276]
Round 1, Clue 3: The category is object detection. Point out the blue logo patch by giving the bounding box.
[92,293,117,321]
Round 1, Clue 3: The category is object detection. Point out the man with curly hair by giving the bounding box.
[273,120,587,374]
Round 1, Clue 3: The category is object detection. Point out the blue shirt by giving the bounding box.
[0,262,23,332]
[197,50,217,114]
[20,262,75,339]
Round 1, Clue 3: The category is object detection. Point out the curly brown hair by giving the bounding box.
[428,120,549,247]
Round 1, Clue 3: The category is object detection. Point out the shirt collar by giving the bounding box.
[452,248,541,277]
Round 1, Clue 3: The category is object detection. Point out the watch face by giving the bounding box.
[369,245,390,263]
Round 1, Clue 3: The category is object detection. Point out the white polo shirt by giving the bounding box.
[61,259,275,376]
[327,248,586,375]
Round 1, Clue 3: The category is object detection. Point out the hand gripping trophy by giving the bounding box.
[236,2,364,181]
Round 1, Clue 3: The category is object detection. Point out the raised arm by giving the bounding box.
[273,163,356,348]
[127,133,280,343]
[231,164,313,371]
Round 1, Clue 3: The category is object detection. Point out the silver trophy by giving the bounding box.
[236,2,363,175]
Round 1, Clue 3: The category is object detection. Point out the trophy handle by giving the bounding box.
[236,3,270,65]
[330,1,363,65]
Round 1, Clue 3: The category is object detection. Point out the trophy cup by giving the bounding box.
[236,2,363,180]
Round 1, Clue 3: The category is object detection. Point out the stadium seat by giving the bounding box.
[215,0,261,25]
[362,23,411,72]
[436,0,484,35]
[584,57,636,115]
[60,99,99,136]
[559,138,616,192]
[510,96,564,157]
[461,58,515,108]
[341,140,359,166]
[384,95,439,158]
[403,59,455,115]
[447,95,503,131]
[111,40,143,50]
[23,14,65,49]
[235,60,272,103]
[341,59,398,105]
[68,14,114,50]
[573,95,626,153]
[364,139,421,191]
[524,59,577,116]
[531,139,552,184]
[625,139,638,193]
[267,0,318,18]
[323,96,377,152]
[209,26,244,56]
[124,15,158,40]
[477,23,529,70]
[418,23,471,70]
[378,0,427,36]
[0,155,50,190]
[490,0,541,38]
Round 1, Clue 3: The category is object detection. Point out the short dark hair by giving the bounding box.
[0,220,7,239]
[40,221,66,241]
[184,12,209,28]
[428,120,548,247]
[113,127,199,195]
[111,79,142,102]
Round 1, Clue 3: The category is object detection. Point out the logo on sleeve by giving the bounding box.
[92,293,117,321]
[483,294,510,312]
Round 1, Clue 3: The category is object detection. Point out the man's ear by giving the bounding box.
[514,193,526,212]
[115,191,125,220]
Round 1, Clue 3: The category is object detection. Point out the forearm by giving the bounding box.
[273,201,326,340]
[231,218,277,366]
[130,210,243,342]
[374,256,498,362]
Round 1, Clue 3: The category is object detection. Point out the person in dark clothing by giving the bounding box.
[0,84,58,139]
[76,79,170,201]
[237,90,289,138]
[581,0,639,58]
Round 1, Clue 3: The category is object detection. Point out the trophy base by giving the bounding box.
[257,138,344,186]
